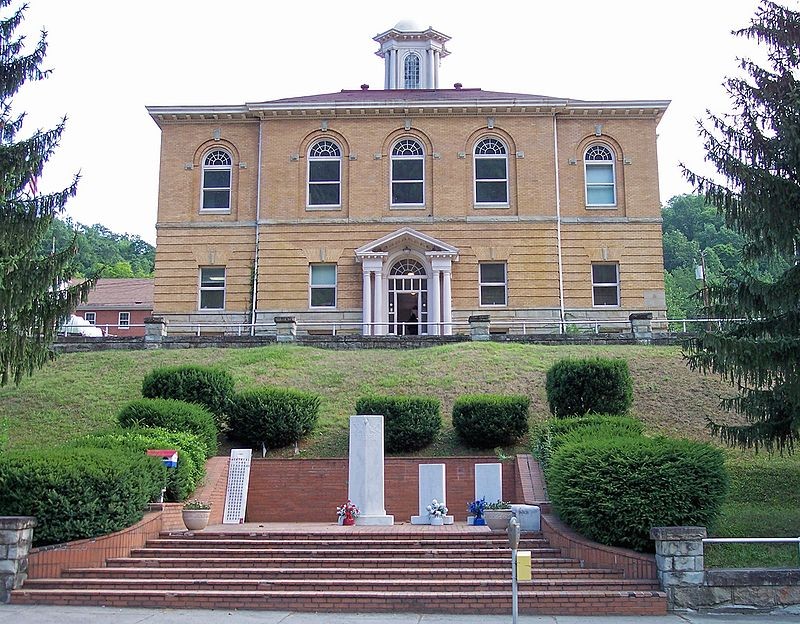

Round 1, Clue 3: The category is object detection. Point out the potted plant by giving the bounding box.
[483,499,513,531]
[467,497,487,526]
[426,498,448,526]
[182,500,211,531]
[337,500,360,526]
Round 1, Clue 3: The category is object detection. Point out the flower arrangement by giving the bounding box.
[467,497,486,518]
[485,499,512,510]
[337,500,360,524]
[183,500,211,510]
[426,498,448,518]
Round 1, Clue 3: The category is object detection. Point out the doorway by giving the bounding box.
[388,259,428,335]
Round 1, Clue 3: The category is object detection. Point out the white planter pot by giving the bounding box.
[484,509,513,531]
[182,509,211,531]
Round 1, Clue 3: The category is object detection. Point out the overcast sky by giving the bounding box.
[15,0,767,244]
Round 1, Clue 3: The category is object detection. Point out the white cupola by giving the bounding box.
[373,21,451,90]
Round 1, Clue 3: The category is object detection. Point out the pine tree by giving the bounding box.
[683,0,800,452]
[0,1,93,386]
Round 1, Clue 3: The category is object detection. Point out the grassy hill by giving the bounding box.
[1,342,734,456]
[1,341,798,567]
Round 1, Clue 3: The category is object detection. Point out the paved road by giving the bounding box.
[2,606,800,624]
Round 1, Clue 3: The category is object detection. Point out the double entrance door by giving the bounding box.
[387,260,428,335]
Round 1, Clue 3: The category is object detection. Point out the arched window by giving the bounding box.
[584,144,616,206]
[404,53,420,89]
[201,149,232,211]
[474,137,508,205]
[307,140,341,207]
[391,139,424,206]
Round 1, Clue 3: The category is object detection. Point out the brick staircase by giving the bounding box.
[12,528,666,614]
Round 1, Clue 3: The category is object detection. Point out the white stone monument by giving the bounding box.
[410,463,454,525]
[475,462,503,503]
[348,415,394,525]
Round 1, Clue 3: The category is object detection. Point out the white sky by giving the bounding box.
[15,0,767,245]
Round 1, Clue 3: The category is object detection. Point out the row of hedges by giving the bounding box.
[534,414,728,552]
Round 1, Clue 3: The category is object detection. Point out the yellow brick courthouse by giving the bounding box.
[147,21,669,335]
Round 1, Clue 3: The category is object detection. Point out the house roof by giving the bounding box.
[75,278,154,311]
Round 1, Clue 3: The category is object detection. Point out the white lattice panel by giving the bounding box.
[223,449,252,524]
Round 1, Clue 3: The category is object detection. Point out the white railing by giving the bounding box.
[703,537,800,564]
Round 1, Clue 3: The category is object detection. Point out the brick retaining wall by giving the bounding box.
[246,457,516,522]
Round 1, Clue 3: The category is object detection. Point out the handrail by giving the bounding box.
[703,537,800,544]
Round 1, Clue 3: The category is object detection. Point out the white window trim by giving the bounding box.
[200,149,233,214]
[118,311,130,329]
[584,144,617,208]
[198,267,226,311]
[478,262,508,307]
[390,139,425,209]
[473,137,509,208]
[306,141,342,210]
[591,263,620,307]
[309,263,337,309]
[83,312,96,325]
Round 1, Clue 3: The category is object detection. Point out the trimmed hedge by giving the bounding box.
[355,395,441,453]
[547,436,728,552]
[0,447,165,546]
[452,394,530,449]
[228,388,320,449]
[118,398,218,458]
[532,414,644,470]
[142,365,234,424]
[76,428,206,502]
[545,357,633,417]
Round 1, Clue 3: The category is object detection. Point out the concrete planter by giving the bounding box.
[484,509,513,531]
[182,509,211,531]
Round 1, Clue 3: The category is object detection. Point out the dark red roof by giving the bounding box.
[252,88,577,106]
[75,278,154,310]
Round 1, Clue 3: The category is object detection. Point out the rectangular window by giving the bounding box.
[310,264,336,308]
[199,267,226,310]
[83,312,96,325]
[479,262,507,306]
[585,163,616,206]
[308,161,341,206]
[592,263,620,306]
[118,311,130,329]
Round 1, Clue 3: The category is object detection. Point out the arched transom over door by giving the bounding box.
[388,259,428,335]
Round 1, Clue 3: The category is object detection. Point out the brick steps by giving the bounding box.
[10,588,668,614]
[64,565,623,580]
[12,529,667,615]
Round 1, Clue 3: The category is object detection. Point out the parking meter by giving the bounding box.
[508,516,520,549]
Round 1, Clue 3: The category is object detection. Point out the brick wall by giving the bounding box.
[246,457,516,523]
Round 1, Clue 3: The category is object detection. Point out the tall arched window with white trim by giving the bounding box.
[201,149,232,211]
[474,137,508,205]
[391,139,424,206]
[307,140,341,207]
[404,53,420,89]
[584,144,616,206]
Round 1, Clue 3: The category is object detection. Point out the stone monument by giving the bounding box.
[348,415,394,525]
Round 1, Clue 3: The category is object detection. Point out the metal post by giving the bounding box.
[508,517,520,624]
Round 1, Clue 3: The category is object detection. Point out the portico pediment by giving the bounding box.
[355,227,459,260]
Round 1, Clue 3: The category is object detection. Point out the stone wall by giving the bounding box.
[0,517,36,603]
[651,526,800,614]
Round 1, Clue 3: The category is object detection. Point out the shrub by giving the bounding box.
[141,365,234,424]
[532,414,644,470]
[355,395,441,453]
[547,436,728,552]
[76,428,206,502]
[228,388,320,449]
[452,394,530,449]
[0,446,164,546]
[545,357,633,417]
[119,398,218,458]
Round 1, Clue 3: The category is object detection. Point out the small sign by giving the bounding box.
[146,449,178,468]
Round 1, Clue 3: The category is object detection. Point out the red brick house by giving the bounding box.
[75,278,154,337]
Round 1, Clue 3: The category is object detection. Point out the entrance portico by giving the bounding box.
[355,228,459,336]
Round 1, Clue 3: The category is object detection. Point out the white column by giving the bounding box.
[390,49,397,89]
[374,270,384,335]
[430,269,441,336]
[348,415,394,526]
[426,49,435,88]
[362,269,372,336]
[384,51,391,90]
[442,268,452,335]
[434,50,440,88]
